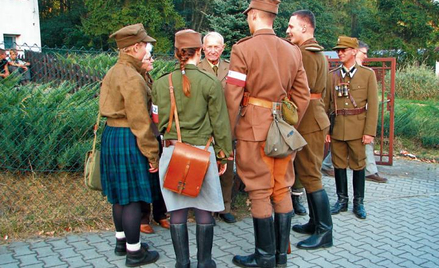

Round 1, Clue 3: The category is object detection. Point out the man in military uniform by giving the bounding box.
[225,1,310,267]
[198,32,237,224]
[286,10,333,250]
[325,36,378,220]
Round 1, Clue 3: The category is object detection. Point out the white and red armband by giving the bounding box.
[226,70,247,87]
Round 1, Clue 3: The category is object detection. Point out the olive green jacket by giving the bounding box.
[99,53,159,167]
[152,64,233,158]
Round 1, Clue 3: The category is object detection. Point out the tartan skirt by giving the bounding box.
[100,125,160,205]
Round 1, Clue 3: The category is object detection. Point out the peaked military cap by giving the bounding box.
[333,36,359,50]
[110,23,156,49]
[243,0,281,15]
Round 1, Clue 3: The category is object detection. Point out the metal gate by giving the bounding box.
[328,58,396,166]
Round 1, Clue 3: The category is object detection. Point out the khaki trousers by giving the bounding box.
[236,140,295,218]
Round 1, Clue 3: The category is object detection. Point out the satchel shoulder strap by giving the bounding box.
[166,73,213,150]
[91,111,101,154]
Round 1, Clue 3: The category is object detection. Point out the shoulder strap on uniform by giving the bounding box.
[236,36,252,44]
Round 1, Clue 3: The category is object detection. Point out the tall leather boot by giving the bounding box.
[170,223,190,268]
[331,168,348,214]
[274,212,292,267]
[292,193,314,234]
[353,169,367,219]
[232,217,276,268]
[196,223,216,268]
[297,189,333,249]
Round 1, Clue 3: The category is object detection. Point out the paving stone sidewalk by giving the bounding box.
[1,158,438,268]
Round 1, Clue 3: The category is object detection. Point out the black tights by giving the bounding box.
[170,208,213,225]
[113,202,142,244]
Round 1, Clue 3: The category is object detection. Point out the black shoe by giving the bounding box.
[219,213,237,223]
[353,204,367,219]
[125,247,159,267]
[114,239,149,256]
[292,195,307,216]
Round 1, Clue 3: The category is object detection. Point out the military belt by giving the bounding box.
[247,97,281,110]
[310,93,322,99]
[336,107,366,116]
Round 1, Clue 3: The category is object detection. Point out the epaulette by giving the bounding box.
[358,64,374,72]
[329,65,342,73]
[281,38,298,47]
[236,36,252,44]
[304,43,324,52]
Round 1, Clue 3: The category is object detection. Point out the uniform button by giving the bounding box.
[345,103,348,105]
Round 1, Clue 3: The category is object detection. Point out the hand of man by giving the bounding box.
[325,134,331,143]
[362,135,374,145]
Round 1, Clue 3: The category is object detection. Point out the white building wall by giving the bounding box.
[0,0,41,52]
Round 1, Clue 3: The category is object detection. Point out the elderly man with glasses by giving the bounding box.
[325,36,379,220]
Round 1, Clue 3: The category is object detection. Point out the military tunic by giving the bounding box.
[294,38,331,193]
[225,29,310,217]
[198,58,230,89]
[152,64,233,212]
[198,58,235,214]
[326,64,378,170]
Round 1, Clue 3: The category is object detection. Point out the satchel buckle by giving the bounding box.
[177,181,186,194]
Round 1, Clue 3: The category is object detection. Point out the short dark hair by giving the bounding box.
[292,10,316,29]
[358,41,369,50]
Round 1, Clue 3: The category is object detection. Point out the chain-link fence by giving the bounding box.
[0,45,175,241]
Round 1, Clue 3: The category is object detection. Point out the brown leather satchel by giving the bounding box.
[163,73,212,198]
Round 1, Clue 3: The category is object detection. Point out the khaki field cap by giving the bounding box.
[333,36,359,50]
[175,29,202,49]
[243,0,281,15]
[110,23,156,49]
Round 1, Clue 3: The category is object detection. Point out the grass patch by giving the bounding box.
[0,173,112,243]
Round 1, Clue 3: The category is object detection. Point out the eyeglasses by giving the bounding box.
[358,50,368,56]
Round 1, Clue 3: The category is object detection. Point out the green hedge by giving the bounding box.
[0,80,100,172]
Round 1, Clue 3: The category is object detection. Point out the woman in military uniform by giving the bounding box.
[152,29,233,268]
[99,24,160,267]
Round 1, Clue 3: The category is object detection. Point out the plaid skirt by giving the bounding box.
[100,125,160,205]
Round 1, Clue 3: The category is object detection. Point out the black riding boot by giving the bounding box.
[292,193,314,234]
[232,217,276,268]
[353,169,367,219]
[331,168,348,214]
[197,223,216,268]
[170,223,190,268]
[297,189,333,249]
[274,212,292,267]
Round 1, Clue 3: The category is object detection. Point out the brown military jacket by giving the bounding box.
[100,53,159,167]
[198,58,230,89]
[326,63,378,140]
[297,38,330,135]
[225,29,310,141]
